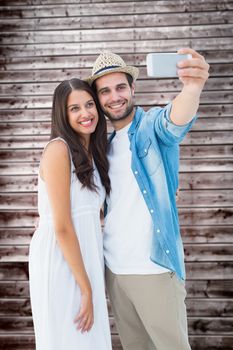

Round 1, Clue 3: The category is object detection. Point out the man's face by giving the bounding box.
[95,72,135,128]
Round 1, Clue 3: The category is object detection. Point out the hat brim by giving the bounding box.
[85,66,139,85]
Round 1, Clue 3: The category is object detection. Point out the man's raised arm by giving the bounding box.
[170,48,209,126]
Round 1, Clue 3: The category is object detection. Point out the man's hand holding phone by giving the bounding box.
[147,48,209,93]
[147,48,209,125]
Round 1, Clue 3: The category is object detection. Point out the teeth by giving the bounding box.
[110,103,124,109]
[80,119,92,126]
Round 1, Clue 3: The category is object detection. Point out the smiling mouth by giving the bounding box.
[79,118,94,127]
[108,101,125,110]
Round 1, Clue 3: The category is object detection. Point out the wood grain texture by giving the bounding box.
[0,1,232,349]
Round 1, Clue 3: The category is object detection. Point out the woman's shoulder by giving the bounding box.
[40,138,71,179]
[43,137,70,158]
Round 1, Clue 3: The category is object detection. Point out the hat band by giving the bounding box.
[94,65,122,75]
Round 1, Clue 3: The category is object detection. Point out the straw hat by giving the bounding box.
[86,51,139,85]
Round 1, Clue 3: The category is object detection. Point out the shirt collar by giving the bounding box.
[108,106,144,143]
[128,106,144,136]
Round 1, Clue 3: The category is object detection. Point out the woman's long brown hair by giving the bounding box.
[50,78,110,195]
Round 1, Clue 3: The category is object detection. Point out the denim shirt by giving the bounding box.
[108,104,197,280]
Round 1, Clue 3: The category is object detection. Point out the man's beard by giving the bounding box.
[102,101,134,123]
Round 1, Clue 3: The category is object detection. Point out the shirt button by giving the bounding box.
[157,229,160,233]
[143,190,147,194]
[166,250,170,254]
[134,171,138,174]
[144,149,147,153]
[150,209,154,213]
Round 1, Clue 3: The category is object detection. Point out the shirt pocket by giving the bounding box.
[137,138,161,176]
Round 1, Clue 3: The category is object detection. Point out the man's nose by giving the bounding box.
[109,89,120,101]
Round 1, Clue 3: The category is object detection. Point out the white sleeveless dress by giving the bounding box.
[29,138,112,350]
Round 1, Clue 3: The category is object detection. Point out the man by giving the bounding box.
[86,49,209,350]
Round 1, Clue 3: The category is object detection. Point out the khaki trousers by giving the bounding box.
[106,268,191,350]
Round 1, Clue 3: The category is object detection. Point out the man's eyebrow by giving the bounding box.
[117,83,127,87]
[98,83,127,93]
[97,86,109,93]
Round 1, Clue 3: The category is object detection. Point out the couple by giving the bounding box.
[29,48,209,350]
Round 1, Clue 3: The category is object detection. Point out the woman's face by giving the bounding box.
[67,89,99,144]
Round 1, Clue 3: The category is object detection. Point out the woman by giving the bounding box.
[29,79,112,349]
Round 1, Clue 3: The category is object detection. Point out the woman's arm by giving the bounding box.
[41,139,93,332]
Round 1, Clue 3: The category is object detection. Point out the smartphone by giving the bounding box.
[146,53,192,78]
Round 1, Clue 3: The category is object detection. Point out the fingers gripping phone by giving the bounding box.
[146,53,192,78]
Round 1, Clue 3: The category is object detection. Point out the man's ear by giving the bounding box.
[131,82,135,95]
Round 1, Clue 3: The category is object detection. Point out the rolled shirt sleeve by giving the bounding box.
[152,103,198,146]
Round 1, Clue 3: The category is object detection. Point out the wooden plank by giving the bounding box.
[0,104,232,123]
[184,244,233,262]
[1,190,233,209]
[0,210,39,227]
[0,335,35,350]
[1,11,233,32]
[0,281,29,298]
[0,175,38,192]
[181,226,233,244]
[1,0,232,7]
[179,208,233,225]
[0,261,232,280]
[0,146,232,165]
[0,299,31,317]
[1,49,233,72]
[0,130,233,151]
[0,246,29,262]
[0,208,232,227]
[0,56,233,76]
[178,190,233,208]
[189,336,233,350]
[0,163,40,175]
[1,298,233,317]
[0,262,28,280]
[0,315,232,334]
[180,145,233,157]
[110,316,233,335]
[187,299,233,317]
[1,159,233,175]
[1,243,232,262]
[0,334,232,350]
[0,334,233,350]
[0,91,232,109]
[188,318,233,335]
[0,194,38,210]
[0,90,232,109]
[0,229,33,244]
[1,77,233,96]
[0,226,232,245]
[179,159,233,172]
[0,119,232,138]
[0,0,232,18]
[185,280,233,298]
[1,24,233,45]
[1,172,232,193]
[1,279,232,299]
[187,262,233,280]
[1,37,233,57]
[0,60,232,80]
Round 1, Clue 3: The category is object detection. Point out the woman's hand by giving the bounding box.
[74,291,94,333]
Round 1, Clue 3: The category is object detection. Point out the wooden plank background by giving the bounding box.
[0,0,233,349]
